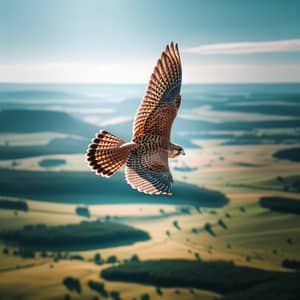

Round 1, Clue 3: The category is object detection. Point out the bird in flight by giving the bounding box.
[86,42,184,195]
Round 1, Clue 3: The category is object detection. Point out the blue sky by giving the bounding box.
[1,0,300,83]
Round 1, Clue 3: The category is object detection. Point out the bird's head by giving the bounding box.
[169,144,185,158]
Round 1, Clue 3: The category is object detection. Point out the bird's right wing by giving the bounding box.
[125,145,173,195]
[133,42,182,139]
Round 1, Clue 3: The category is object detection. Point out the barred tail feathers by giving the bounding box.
[86,130,132,177]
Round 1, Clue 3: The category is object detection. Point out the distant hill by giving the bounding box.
[0,169,228,207]
[0,109,198,148]
[0,137,88,159]
[0,109,98,137]
[3,109,298,151]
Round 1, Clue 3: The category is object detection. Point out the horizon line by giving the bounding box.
[1,81,300,85]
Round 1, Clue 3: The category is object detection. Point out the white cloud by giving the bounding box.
[226,101,299,107]
[45,106,114,114]
[84,115,132,126]
[183,63,300,83]
[0,63,153,84]
[1,62,300,83]
[183,39,300,55]
[179,105,299,123]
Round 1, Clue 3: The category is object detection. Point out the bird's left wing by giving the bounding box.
[133,42,182,139]
[125,145,173,195]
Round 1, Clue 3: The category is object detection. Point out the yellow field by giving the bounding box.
[0,141,299,299]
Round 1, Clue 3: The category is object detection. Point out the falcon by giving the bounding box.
[86,42,184,195]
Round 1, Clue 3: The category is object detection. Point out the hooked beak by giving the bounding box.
[181,150,186,156]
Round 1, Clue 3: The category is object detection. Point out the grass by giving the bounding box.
[261,175,300,192]
[231,174,300,193]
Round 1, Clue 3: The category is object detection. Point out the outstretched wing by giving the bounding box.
[133,42,182,139]
[125,145,173,195]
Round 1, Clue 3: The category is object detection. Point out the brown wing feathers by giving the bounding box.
[133,42,182,138]
[125,147,173,195]
[125,42,181,195]
[86,43,182,196]
[86,130,128,177]
[149,43,181,103]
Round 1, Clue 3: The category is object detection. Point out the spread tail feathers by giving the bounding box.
[86,130,132,177]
